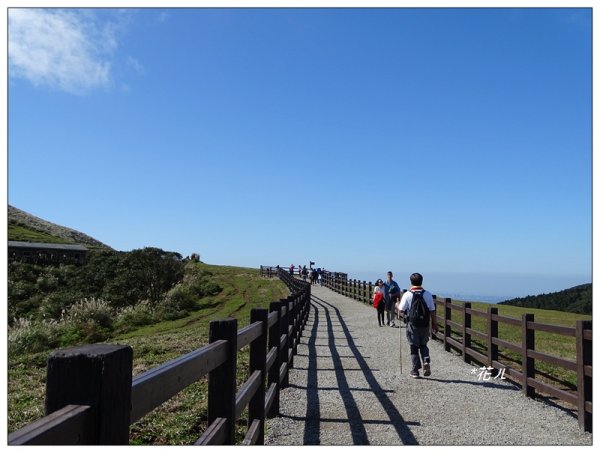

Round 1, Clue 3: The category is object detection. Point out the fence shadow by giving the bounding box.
[297,295,419,445]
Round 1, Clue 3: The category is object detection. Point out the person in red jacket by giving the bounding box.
[373,279,386,327]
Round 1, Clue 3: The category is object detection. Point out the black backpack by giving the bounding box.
[409,290,430,327]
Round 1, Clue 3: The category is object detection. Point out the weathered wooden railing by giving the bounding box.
[432,298,592,433]
[268,266,591,433]
[8,268,310,445]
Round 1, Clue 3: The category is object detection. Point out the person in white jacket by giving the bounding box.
[398,273,438,378]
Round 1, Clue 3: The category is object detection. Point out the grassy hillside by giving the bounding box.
[497,283,592,315]
[8,205,113,250]
[8,223,75,244]
[8,263,289,444]
[438,297,592,392]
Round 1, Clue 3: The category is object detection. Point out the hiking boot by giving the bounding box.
[423,363,431,377]
[410,370,420,379]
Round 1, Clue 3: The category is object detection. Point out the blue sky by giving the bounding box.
[5,7,593,298]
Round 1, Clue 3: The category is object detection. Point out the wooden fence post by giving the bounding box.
[444,298,452,352]
[303,289,310,330]
[487,307,498,370]
[292,295,300,352]
[288,298,296,369]
[522,314,535,398]
[576,320,592,432]
[298,294,305,334]
[279,298,290,389]
[45,344,133,444]
[208,318,238,445]
[267,301,282,417]
[249,309,268,444]
[463,302,471,363]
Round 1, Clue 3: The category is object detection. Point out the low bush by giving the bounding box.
[8,318,62,355]
[115,301,157,333]
[61,297,114,329]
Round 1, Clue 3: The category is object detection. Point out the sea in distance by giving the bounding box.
[344,270,590,305]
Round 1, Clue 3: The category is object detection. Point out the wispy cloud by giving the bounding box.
[156,10,169,24]
[8,9,120,95]
[126,56,145,75]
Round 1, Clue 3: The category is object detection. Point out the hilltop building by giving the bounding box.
[8,241,88,265]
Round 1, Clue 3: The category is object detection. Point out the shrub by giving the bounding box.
[36,273,59,292]
[115,301,157,332]
[157,283,196,320]
[39,291,79,321]
[61,297,114,328]
[107,248,185,306]
[50,298,114,344]
[197,280,222,297]
[8,318,62,354]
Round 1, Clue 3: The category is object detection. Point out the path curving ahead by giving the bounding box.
[264,285,592,446]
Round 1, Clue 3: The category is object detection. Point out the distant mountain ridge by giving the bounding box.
[498,283,592,315]
[8,205,113,250]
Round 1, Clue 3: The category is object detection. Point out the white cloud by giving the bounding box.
[8,9,117,95]
[126,56,145,75]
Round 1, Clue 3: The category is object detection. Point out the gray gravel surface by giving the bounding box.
[264,285,593,446]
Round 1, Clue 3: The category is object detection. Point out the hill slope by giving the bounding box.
[8,205,113,250]
[498,283,592,315]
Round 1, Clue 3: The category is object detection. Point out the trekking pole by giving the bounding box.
[399,326,403,374]
[397,302,402,374]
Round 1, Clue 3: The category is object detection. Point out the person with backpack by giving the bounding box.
[397,273,438,378]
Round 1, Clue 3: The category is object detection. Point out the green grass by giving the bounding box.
[10,270,590,443]
[8,263,289,444]
[436,297,592,390]
[8,223,73,244]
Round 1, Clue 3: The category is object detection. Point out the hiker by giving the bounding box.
[311,268,318,285]
[289,264,295,276]
[373,279,386,327]
[384,271,401,327]
[397,272,438,378]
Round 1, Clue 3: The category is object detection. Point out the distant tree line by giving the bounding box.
[8,247,222,353]
[498,283,591,315]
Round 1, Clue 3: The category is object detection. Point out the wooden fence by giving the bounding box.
[8,268,311,445]
[295,268,591,433]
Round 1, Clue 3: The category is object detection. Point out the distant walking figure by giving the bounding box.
[398,273,438,378]
[373,279,386,327]
[384,271,401,327]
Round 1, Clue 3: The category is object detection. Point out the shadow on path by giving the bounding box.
[296,295,419,445]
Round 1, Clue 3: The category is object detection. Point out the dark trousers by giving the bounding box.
[406,324,431,372]
[376,304,385,326]
[410,344,431,371]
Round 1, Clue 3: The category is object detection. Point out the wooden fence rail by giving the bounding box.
[431,298,592,433]
[8,268,311,445]
[271,267,592,433]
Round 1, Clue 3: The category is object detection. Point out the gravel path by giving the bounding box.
[264,285,592,446]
